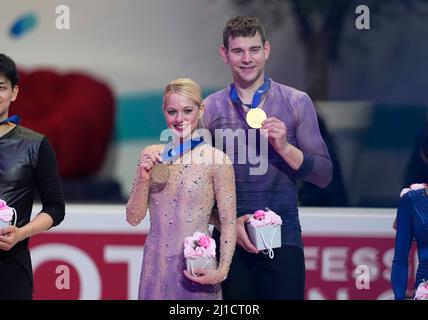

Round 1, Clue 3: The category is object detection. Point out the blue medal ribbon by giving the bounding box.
[229,76,271,109]
[160,136,205,163]
[0,115,20,125]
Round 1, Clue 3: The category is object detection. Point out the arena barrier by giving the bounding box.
[29,205,412,300]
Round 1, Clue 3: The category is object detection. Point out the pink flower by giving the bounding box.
[184,231,216,259]
[0,199,14,223]
[248,209,282,227]
[253,210,265,221]
[410,183,427,189]
[184,246,195,258]
[271,214,282,225]
[400,183,427,197]
[414,280,428,300]
[0,200,7,210]
[198,235,211,249]
[195,247,205,256]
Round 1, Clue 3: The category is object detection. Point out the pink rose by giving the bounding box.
[248,209,282,227]
[184,232,216,259]
[0,200,7,210]
[0,200,14,223]
[253,210,265,221]
[198,235,211,249]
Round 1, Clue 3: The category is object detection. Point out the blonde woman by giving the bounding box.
[126,78,237,300]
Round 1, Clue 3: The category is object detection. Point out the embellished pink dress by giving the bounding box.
[126,143,237,300]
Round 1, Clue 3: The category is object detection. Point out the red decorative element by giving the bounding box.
[14,69,115,177]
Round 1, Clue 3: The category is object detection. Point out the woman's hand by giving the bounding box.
[183,268,227,285]
[140,153,162,179]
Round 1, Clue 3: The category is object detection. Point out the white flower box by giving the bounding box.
[246,223,282,251]
[186,256,216,276]
[0,220,11,229]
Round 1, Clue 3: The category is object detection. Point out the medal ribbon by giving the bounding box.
[160,136,205,163]
[0,115,20,125]
[229,76,270,109]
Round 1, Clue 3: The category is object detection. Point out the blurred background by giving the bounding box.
[2,0,428,207]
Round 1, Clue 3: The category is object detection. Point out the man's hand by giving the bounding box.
[261,117,289,153]
[236,215,258,254]
[261,117,304,170]
[0,226,25,251]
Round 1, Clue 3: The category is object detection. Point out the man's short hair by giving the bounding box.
[0,53,19,87]
[223,16,266,50]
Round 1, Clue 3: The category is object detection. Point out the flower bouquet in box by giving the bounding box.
[246,208,282,258]
[414,280,428,300]
[400,183,427,198]
[184,231,217,276]
[0,199,16,229]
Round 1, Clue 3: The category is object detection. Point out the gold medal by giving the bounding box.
[246,108,267,129]
[151,163,170,185]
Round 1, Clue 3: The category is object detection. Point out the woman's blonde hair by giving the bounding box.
[163,77,203,109]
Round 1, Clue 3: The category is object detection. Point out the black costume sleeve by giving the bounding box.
[34,138,65,227]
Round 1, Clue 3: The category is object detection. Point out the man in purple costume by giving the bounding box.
[203,16,332,299]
